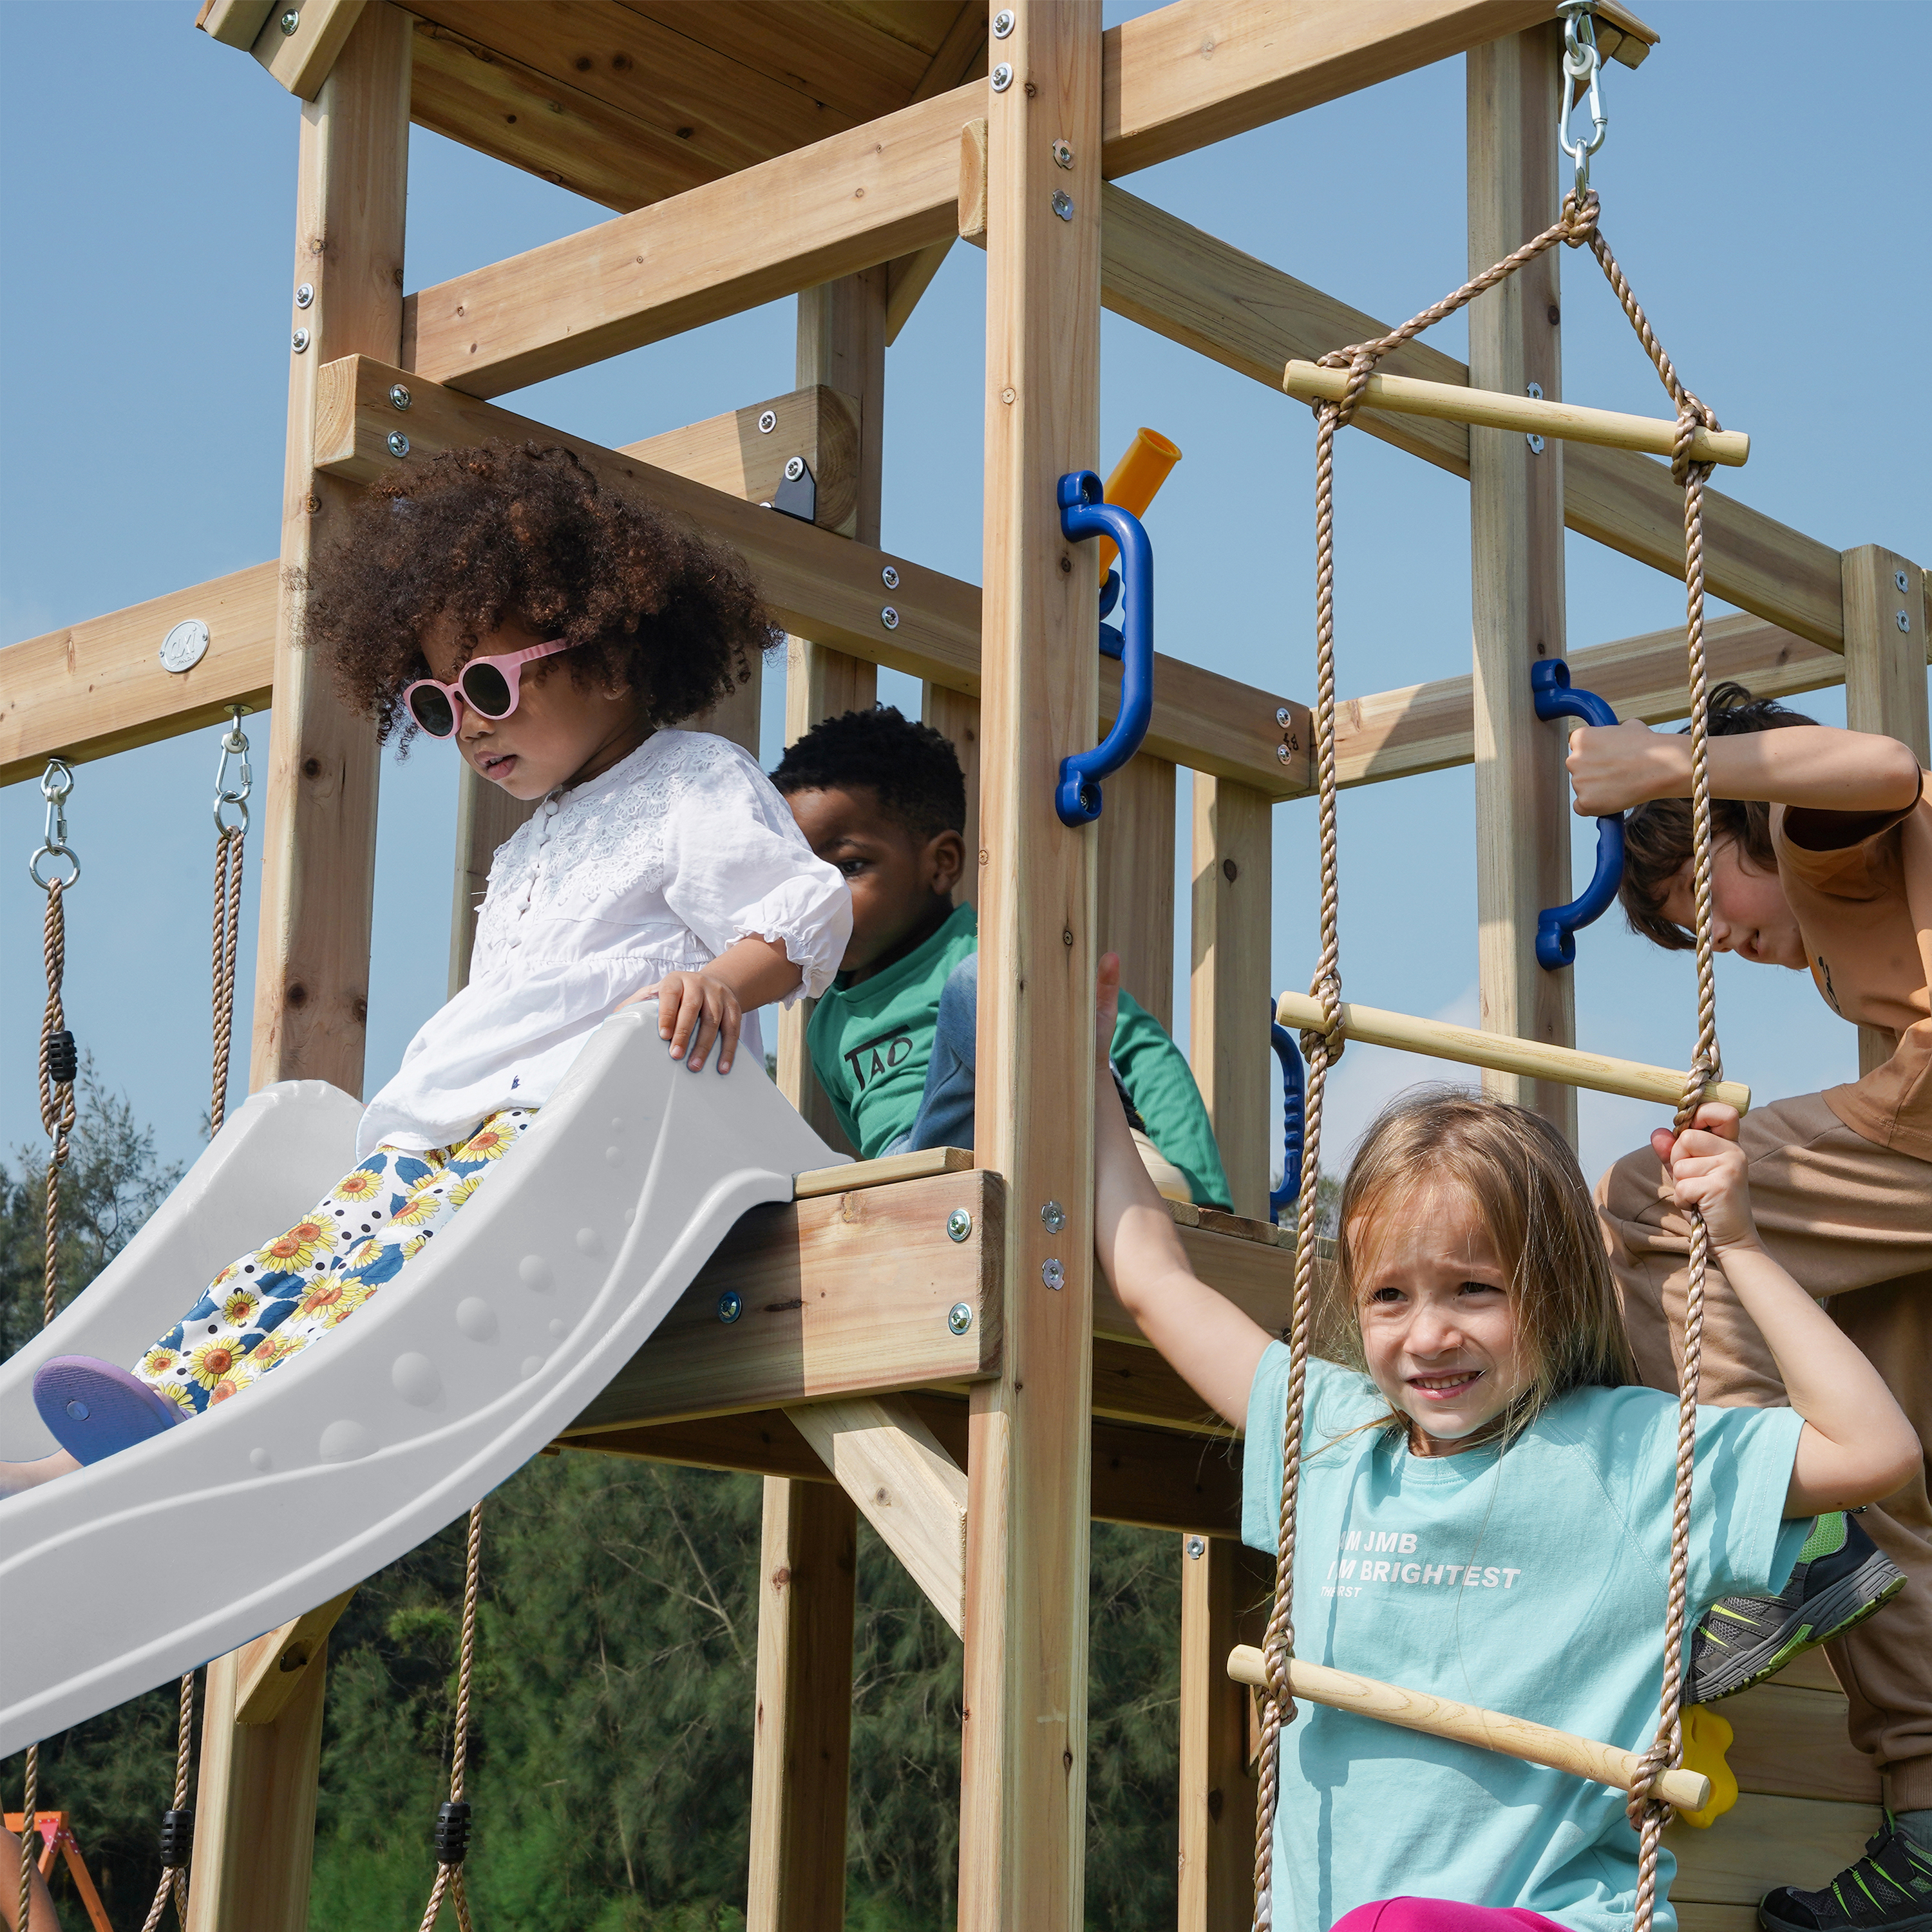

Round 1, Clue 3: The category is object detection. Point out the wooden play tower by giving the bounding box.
[3,1,1926,1926]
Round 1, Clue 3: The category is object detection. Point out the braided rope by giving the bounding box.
[418,1502,484,1932]
[138,1673,196,1932]
[210,828,245,1139]
[1251,189,1720,1932]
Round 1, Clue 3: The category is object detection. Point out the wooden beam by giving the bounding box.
[1097,754,1178,1029]
[925,686,985,912]
[1096,1213,1293,1353]
[250,0,366,101]
[565,1170,1003,1435]
[1468,23,1575,1139]
[1097,184,1846,650]
[231,1590,355,1727]
[1663,1794,1880,1906]
[197,0,274,51]
[795,1147,973,1198]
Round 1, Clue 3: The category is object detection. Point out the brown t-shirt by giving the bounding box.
[1775,766,1932,1161]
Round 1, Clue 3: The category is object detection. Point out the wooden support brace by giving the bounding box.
[1224,1647,1709,1812]
[1275,989,1752,1113]
[232,1589,355,1727]
[1283,361,1749,468]
[250,0,367,100]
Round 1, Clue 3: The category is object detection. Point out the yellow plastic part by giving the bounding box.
[1674,1704,1739,1828]
[1096,426,1182,583]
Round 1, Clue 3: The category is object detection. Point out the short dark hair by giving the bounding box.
[1619,683,1819,951]
[771,706,965,839]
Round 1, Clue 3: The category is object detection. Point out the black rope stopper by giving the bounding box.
[44,1030,77,1085]
[433,1801,472,1868]
[158,1809,194,1867]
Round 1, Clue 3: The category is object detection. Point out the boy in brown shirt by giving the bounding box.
[1571,684,1932,1929]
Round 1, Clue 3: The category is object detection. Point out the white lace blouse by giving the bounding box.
[356,730,851,1157]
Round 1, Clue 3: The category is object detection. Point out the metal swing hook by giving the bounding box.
[214,706,253,837]
[1556,2,1607,196]
[29,759,80,891]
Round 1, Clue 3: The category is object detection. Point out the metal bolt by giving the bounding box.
[1275,706,1293,728]
[294,283,314,308]
[291,327,310,353]
[1276,744,1293,764]
[947,1208,973,1242]
[1895,569,1909,592]
[1526,433,1545,455]
[991,62,1014,91]
[948,1302,974,1334]
[992,8,1016,37]
[1186,1535,1207,1560]
[279,8,299,33]
[881,565,900,590]
[880,606,900,630]
[716,1289,742,1324]
[1041,1258,1065,1291]
[388,383,412,410]
[1899,611,1913,634]
[1041,1200,1065,1233]
[1526,381,1544,400]
[387,431,410,458]
[757,409,777,434]
[1052,190,1075,221]
[784,455,805,482]
[1052,139,1074,169]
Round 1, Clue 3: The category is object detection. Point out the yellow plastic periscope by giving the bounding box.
[1675,1705,1739,1828]
[1097,427,1182,583]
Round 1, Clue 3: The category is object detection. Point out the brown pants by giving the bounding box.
[1597,1090,1932,1810]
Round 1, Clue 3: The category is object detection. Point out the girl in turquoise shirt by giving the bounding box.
[1089,957,1918,1932]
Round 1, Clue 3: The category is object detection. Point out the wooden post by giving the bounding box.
[190,13,411,1927]
[1841,545,1929,1075]
[748,270,887,1931]
[1189,776,1272,1218]
[1177,1536,1271,1932]
[959,6,1102,1927]
[1466,24,1575,1141]
[923,686,983,913]
[1097,753,1177,1028]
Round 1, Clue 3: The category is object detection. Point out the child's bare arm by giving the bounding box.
[1092,955,1271,1429]
[1660,1106,1919,1515]
[1568,720,1923,820]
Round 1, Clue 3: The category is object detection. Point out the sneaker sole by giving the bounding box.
[1760,1900,1932,1932]
[1697,1555,1906,1703]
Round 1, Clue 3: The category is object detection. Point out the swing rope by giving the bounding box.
[1251,190,1723,1932]
[417,1501,485,1932]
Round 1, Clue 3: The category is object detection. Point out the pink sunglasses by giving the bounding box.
[402,636,579,739]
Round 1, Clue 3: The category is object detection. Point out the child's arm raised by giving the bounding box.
[1660,1106,1920,1515]
[1092,954,1272,1430]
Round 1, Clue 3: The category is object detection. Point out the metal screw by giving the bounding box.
[880,606,900,630]
[1275,706,1293,728]
[1526,381,1544,400]
[947,1208,973,1242]
[1040,1200,1065,1233]
[294,283,314,308]
[387,431,410,458]
[279,8,299,32]
[1041,1258,1065,1291]
[388,383,412,410]
[948,1302,974,1334]
[992,8,1016,37]
[1276,744,1293,764]
[291,327,310,353]
[757,409,777,434]
[784,455,805,482]
[881,565,900,590]
[1895,569,1909,592]
[991,62,1014,91]
[1052,139,1074,169]
[1526,433,1545,455]
[717,1289,742,1324]
[1186,1535,1207,1560]
[1052,190,1074,221]
[1899,611,1913,634]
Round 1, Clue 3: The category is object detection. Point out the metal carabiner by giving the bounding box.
[1557,3,1608,194]
[213,706,253,837]
[30,758,80,890]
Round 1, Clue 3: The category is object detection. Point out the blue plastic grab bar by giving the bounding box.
[1056,471,1154,825]
[1531,658,1625,970]
[1269,1009,1306,1226]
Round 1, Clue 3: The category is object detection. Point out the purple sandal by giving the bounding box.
[33,1356,185,1466]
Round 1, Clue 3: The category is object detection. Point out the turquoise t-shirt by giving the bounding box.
[806,901,1231,1208]
[1241,1345,1808,1932]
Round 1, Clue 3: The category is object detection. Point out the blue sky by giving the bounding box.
[3,1,1927,1189]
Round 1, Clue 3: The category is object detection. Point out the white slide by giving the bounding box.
[0,1009,843,1756]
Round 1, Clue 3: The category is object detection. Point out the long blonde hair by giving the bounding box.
[1320,1086,1636,1446]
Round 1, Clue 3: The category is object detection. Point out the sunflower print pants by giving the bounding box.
[131,1110,534,1416]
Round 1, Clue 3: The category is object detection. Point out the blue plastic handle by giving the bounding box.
[1531,658,1625,970]
[1056,471,1154,825]
[1269,1009,1306,1226]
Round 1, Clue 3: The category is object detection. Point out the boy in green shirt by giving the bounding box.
[772,707,1231,1209]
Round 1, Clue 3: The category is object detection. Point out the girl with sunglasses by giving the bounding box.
[12,442,851,1479]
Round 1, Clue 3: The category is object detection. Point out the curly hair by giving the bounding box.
[303,440,777,743]
[1618,682,1819,951]
[770,705,966,839]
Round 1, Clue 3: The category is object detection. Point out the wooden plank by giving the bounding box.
[1092,1334,1232,1434]
[566,1169,1003,1434]
[795,1146,972,1198]
[1674,1910,1760,1932]
[446,766,538,996]
[1718,1682,1879,1805]
[1664,1792,1879,1904]
[198,0,274,51]
[959,6,1102,1924]
[1097,753,1177,1030]
[1097,183,1846,650]
[0,564,277,789]
[1331,614,1851,790]
[744,1475,857,1932]
[232,1590,355,1727]
[1190,777,1273,1218]
[787,1396,970,1636]
[1768,1650,1842,1694]
[251,0,366,101]
[1468,23,1575,1140]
